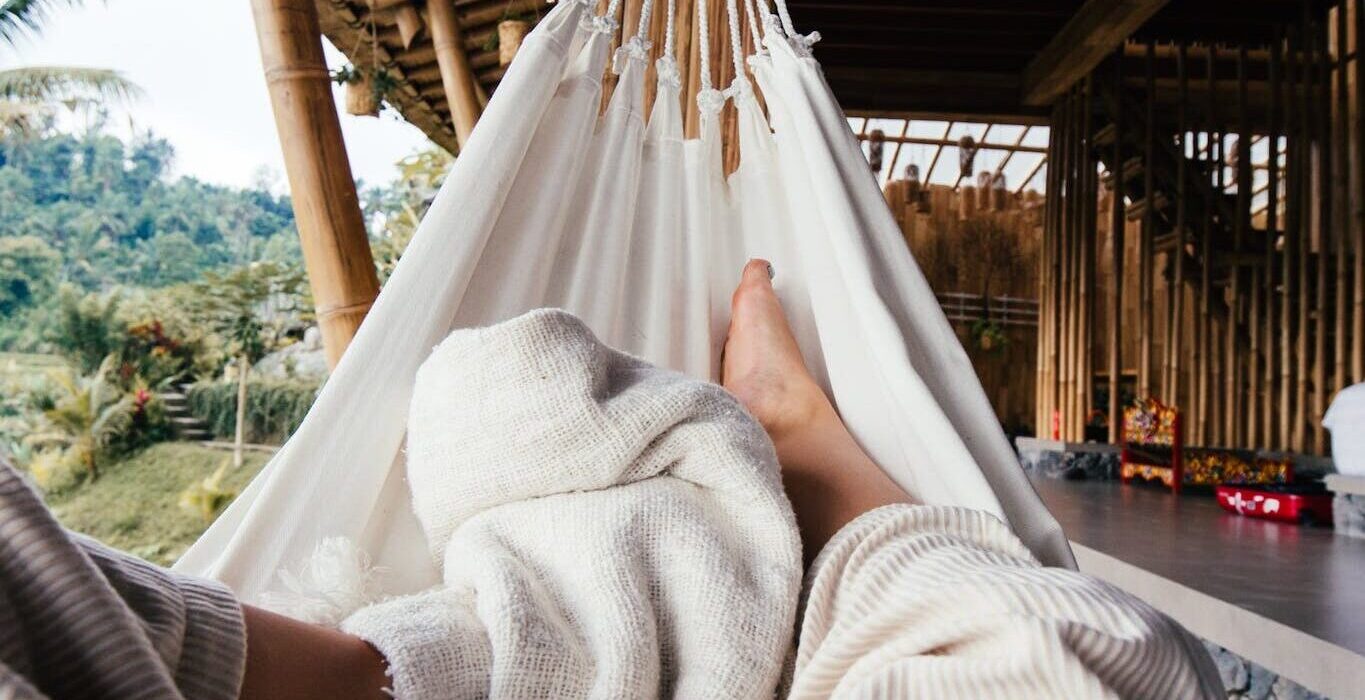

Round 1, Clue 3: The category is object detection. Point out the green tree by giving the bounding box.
[45,284,121,373]
[0,234,59,315]
[185,262,309,468]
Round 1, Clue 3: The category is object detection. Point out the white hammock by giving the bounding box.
[176,0,1074,602]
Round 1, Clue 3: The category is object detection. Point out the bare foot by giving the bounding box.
[722,259,835,451]
[722,259,911,561]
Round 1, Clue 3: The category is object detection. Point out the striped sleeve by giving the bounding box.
[789,504,1224,699]
[0,463,246,700]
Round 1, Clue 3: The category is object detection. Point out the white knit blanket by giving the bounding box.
[337,309,802,698]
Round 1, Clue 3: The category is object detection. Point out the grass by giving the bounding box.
[0,352,67,373]
[43,442,271,567]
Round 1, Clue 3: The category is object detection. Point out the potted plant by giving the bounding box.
[333,64,394,117]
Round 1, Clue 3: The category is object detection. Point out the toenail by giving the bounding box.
[766,262,774,280]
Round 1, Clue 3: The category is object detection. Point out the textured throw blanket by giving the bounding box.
[338,309,803,698]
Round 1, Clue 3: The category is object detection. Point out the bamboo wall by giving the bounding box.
[1037,2,1365,456]
[885,182,1045,434]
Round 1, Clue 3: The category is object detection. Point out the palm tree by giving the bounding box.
[25,355,134,481]
[1,0,142,134]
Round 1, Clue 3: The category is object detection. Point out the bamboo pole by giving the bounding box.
[1336,0,1352,397]
[1199,47,1217,445]
[1284,26,1301,448]
[1060,89,1075,440]
[1315,14,1332,454]
[1044,105,1065,437]
[1240,47,1258,447]
[1297,13,1313,453]
[428,0,483,147]
[1139,42,1156,400]
[1037,111,1055,435]
[1109,52,1126,443]
[250,0,380,369]
[1172,43,1188,416]
[1079,78,1095,440]
[1266,30,1282,447]
[1356,0,1365,382]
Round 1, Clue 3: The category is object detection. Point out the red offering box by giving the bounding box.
[1215,485,1334,526]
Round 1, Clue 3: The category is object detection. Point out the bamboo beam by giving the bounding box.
[854,133,1047,155]
[427,0,483,147]
[250,0,380,368]
[1021,0,1171,106]
[923,121,955,183]
[994,126,1033,176]
[393,3,424,48]
[1016,155,1048,195]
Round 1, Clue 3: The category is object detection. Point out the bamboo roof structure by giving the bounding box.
[315,0,556,153]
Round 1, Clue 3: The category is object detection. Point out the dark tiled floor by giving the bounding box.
[1030,477,1365,656]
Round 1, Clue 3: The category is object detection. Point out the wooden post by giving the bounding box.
[1284,26,1301,449]
[1297,13,1313,453]
[1315,15,1332,454]
[250,0,380,369]
[1139,42,1156,400]
[1109,52,1126,443]
[1265,31,1282,448]
[1356,0,1365,383]
[1172,43,1188,418]
[1061,89,1076,439]
[1239,46,1257,447]
[1079,78,1095,440]
[1336,0,1352,398]
[428,0,483,147]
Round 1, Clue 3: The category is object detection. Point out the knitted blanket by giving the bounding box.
[336,309,803,698]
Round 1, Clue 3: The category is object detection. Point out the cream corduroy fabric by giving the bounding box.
[790,504,1223,699]
[339,309,803,699]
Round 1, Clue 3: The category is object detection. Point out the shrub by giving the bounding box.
[186,378,320,445]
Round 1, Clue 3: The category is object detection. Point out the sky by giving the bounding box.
[0,0,432,192]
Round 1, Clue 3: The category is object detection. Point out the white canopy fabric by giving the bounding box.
[176,0,1074,603]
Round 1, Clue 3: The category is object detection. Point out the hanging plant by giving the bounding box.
[498,18,531,66]
[969,318,1009,353]
[333,64,395,118]
[958,134,979,178]
[867,129,885,174]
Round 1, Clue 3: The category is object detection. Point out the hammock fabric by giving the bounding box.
[177,0,1075,602]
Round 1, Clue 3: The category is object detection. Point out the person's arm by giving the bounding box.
[240,605,389,700]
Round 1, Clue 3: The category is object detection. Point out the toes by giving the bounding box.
[733,259,775,310]
[742,258,774,287]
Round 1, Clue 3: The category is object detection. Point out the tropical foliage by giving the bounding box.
[22,355,147,483]
[185,378,320,444]
[1,1,142,135]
